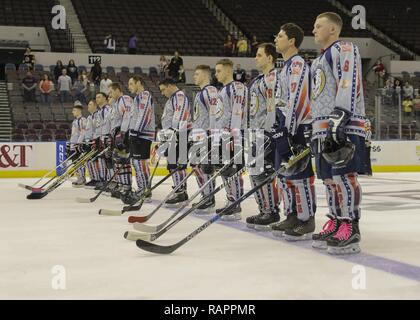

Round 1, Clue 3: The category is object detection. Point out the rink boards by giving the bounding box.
[1,140,420,177]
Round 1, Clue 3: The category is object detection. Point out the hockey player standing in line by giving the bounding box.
[82,99,101,188]
[70,100,87,187]
[310,12,366,254]
[190,65,219,213]
[246,43,281,230]
[158,78,192,207]
[270,23,317,240]
[94,92,113,191]
[213,59,248,221]
[108,82,135,201]
[126,75,156,204]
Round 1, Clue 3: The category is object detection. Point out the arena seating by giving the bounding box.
[72,0,227,56]
[214,0,371,43]
[6,65,201,141]
[0,0,73,52]
[343,0,420,55]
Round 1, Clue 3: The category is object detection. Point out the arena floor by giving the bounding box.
[1,173,420,299]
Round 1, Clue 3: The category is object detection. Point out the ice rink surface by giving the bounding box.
[1,173,420,299]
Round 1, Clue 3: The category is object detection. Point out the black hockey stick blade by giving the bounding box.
[135,239,179,254]
[26,192,47,200]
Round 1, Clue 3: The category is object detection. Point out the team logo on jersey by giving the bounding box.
[194,101,200,121]
[291,61,303,75]
[311,67,326,99]
[341,42,352,52]
[249,91,259,116]
[213,98,224,119]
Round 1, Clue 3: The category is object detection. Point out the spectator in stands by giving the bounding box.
[128,34,138,54]
[100,73,113,95]
[414,94,420,121]
[66,59,79,84]
[22,47,35,70]
[54,60,65,83]
[403,81,414,100]
[104,34,116,53]
[236,35,248,57]
[231,33,238,56]
[250,35,259,57]
[402,97,413,119]
[373,59,386,88]
[90,61,102,87]
[168,51,183,80]
[159,55,169,80]
[22,71,37,102]
[57,69,73,103]
[178,65,186,83]
[39,74,53,105]
[233,64,246,83]
[223,35,234,56]
[394,79,403,104]
[73,75,87,104]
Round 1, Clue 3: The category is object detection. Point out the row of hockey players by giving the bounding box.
[69,12,366,255]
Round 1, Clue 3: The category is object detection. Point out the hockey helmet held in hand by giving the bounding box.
[322,138,355,168]
[280,146,311,177]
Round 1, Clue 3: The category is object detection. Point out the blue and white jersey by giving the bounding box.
[97,104,111,137]
[213,81,248,131]
[130,90,156,141]
[311,40,366,139]
[70,116,86,147]
[249,68,281,131]
[193,85,219,130]
[161,90,192,131]
[278,55,312,135]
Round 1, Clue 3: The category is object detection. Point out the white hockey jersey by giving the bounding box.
[193,85,219,130]
[70,116,86,147]
[311,40,366,139]
[249,68,281,131]
[130,90,156,141]
[278,54,312,135]
[161,90,192,131]
[213,81,248,131]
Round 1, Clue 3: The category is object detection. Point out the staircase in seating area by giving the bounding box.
[0,81,12,142]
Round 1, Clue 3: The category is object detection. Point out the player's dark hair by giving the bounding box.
[317,12,343,30]
[130,75,145,86]
[96,92,108,99]
[195,65,211,72]
[280,23,305,48]
[216,58,234,68]
[158,78,177,86]
[109,82,123,92]
[257,43,278,63]
[73,105,83,111]
[88,99,97,106]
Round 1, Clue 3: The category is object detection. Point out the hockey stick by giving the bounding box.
[126,147,263,239]
[127,146,245,229]
[134,148,310,253]
[26,149,98,200]
[98,161,175,216]
[126,162,248,240]
[126,148,213,223]
[121,155,162,206]
[25,147,107,193]
[18,152,78,191]
[75,166,121,203]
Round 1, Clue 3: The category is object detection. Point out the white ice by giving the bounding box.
[1,173,420,299]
